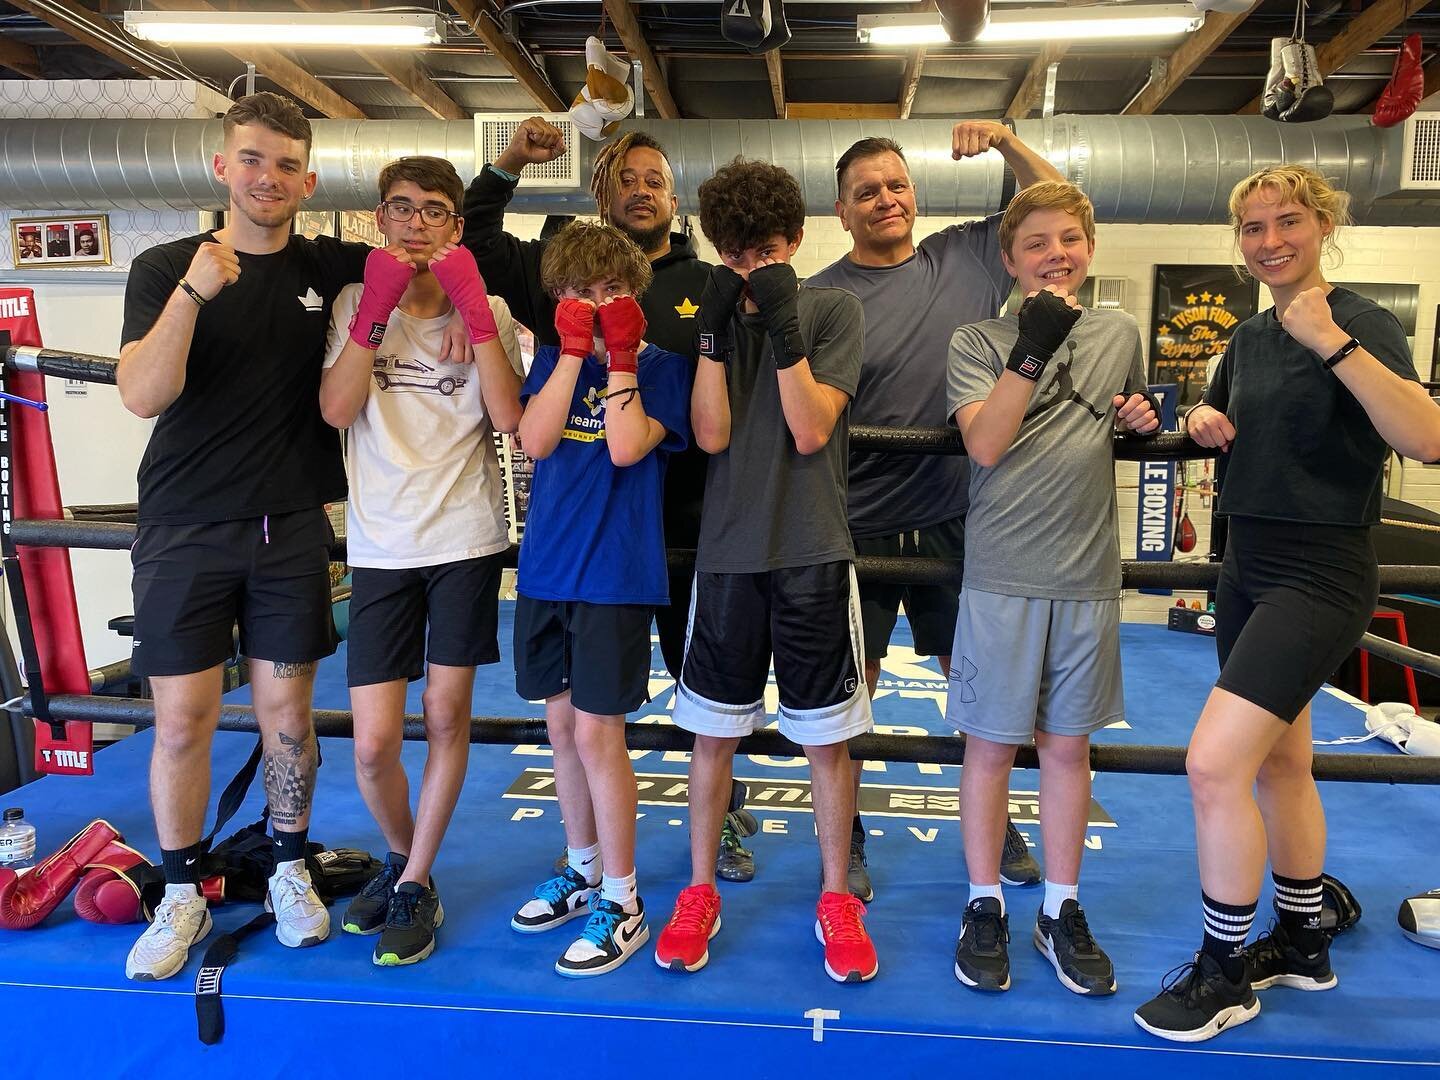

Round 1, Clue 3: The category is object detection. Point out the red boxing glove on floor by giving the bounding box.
[429,245,499,344]
[349,247,414,349]
[597,296,647,375]
[555,298,596,359]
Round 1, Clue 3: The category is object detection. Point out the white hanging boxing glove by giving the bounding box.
[568,36,635,142]
[1276,40,1333,122]
[1262,37,1291,120]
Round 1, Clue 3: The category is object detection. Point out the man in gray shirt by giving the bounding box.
[807,120,1063,899]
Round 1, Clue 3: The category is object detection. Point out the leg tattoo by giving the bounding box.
[264,729,316,828]
[272,661,316,680]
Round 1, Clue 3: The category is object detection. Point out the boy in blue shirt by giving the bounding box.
[508,221,692,977]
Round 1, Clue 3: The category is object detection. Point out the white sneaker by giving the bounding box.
[265,858,330,947]
[125,883,212,981]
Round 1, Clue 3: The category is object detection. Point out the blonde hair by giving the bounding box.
[589,131,673,214]
[540,220,653,297]
[1228,165,1352,266]
[998,181,1095,257]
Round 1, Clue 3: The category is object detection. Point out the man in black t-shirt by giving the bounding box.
[115,93,462,982]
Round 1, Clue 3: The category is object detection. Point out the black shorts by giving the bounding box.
[513,596,653,716]
[1214,516,1378,722]
[346,555,504,687]
[131,508,336,678]
[673,561,871,746]
[852,516,964,660]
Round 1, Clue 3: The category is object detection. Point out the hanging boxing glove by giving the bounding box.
[1277,41,1334,123]
[568,35,635,142]
[721,0,790,54]
[1373,33,1425,128]
[1262,37,1291,120]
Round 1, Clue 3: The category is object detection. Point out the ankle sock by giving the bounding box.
[161,842,203,886]
[568,842,603,885]
[969,882,1005,915]
[273,827,308,866]
[1201,891,1256,982]
[1043,881,1078,920]
[601,870,638,912]
[1273,871,1326,954]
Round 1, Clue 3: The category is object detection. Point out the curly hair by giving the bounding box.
[540,219,653,298]
[1228,165,1352,268]
[697,157,805,255]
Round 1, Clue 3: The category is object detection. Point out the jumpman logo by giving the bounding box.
[1028,341,1106,423]
[951,656,979,704]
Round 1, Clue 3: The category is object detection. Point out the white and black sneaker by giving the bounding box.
[1244,922,1337,991]
[555,895,650,977]
[1034,900,1116,995]
[1134,951,1260,1043]
[512,866,598,933]
[125,884,212,981]
[1000,819,1043,887]
[954,897,1011,991]
[266,858,331,947]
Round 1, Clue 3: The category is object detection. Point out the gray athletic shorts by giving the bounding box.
[946,588,1124,745]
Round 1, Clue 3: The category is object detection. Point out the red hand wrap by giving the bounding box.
[349,248,414,349]
[555,298,596,359]
[430,246,499,344]
[596,296,647,375]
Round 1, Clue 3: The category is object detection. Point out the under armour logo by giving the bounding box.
[951,656,979,703]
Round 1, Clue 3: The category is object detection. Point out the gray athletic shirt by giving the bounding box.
[808,216,1012,538]
[947,308,1148,600]
[696,286,864,574]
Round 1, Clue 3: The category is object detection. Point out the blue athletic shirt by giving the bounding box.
[517,343,691,604]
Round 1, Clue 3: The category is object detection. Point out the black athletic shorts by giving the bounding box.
[346,555,504,687]
[513,596,653,716]
[852,516,964,660]
[1214,516,1378,722]
[131,507,336,678]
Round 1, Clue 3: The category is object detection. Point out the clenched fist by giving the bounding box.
[183,241,241,301]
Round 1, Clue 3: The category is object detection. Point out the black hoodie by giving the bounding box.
[461,164,712,544]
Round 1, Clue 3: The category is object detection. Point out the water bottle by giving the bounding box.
[0,807,36,870]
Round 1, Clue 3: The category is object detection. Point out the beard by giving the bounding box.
[613,213,671,255]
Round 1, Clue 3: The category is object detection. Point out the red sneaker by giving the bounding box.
[815,891,878,983]
[654,884,722,973]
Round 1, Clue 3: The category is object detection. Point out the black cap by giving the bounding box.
[2,808,22,822]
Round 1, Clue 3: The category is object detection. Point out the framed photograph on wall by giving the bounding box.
[1151,266,1259,411]
[11,214,111,267]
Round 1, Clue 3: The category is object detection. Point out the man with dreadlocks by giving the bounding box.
[463,121,762,881]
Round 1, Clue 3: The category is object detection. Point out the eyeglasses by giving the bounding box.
[380,200,458,227]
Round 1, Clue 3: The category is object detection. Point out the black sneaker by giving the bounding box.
[847,837,874,902]
[555,895,650,977]
[1034,899,1116,995]
[717,809,759,882]
[954,897,1011,991]
[374,881,444,967]
[1134,952,1260,1042]
[342,852,406,935]
[1244,922,1337,991]
[1000,819,1043,887]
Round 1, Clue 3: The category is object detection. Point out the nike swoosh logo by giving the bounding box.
[1215,1014,1232,1032]
[618,919,643,944]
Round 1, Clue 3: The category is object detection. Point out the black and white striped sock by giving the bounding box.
[1201,892,1256,982]
[1273,872,1326,953]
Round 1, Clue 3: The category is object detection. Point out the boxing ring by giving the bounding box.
[1,338,1438,1078]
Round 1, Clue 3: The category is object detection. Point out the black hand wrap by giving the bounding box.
[748,263,807,370]
[696,265,746,364]
[1005,290,1082,382]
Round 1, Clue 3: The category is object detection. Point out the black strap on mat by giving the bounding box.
[195,910,276,1044]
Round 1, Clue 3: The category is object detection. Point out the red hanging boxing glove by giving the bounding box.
[596,295,647,376]
[555,298,597,360]
[1374,33,1425,129]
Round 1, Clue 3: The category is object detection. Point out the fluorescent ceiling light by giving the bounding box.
[123,11,447,48]
[857,6,1202,46]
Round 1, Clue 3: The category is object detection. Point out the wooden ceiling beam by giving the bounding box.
[602,1,680,119]
[1122,3,1260,115]
[0,32,42,79]
[5,0,173,79]
[785,102,902,120]
[447,0,566,111]
[1005,42,1068,119]
[765,48,786,119]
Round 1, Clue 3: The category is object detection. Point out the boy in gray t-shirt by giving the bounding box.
[945,182,1159,998]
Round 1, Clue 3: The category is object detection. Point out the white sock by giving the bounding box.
[568,842,602,885]
[969,882,1004,915]
[1044,881,1079,920]
[601,870,638,913]
[164,882,200,900]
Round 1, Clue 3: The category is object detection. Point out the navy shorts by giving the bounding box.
[131,508,336,678]
[513,596,653,716]
[346,555,504,687]
[1214,517,1378,722]
[852,516,964,660]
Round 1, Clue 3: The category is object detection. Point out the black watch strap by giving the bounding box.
[1322,337,1360,370]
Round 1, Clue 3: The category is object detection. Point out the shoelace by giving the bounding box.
[579,896,625,948]
[819,895,869,944]
[1003,824,1031,864]
[535,868,584,904]
[151,896,190,932]
[1159,959,1211,1007]
[272,870,314,912]
[719,814,751,857]
[1059,905,1098,955]
[362,861,402,901]
[967,905,1008,952]
[849,840,868,869]
[388,889,418,929]
[667,888,717,934]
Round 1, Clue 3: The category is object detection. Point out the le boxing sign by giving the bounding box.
[1135,384,1179,595]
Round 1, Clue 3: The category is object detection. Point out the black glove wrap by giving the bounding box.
[696,265,746,364]
[748,263,807,370]
[1005,290,1081,382]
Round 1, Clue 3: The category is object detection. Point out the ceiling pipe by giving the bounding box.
[938,0,991,42]
[0,113,1421,225]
